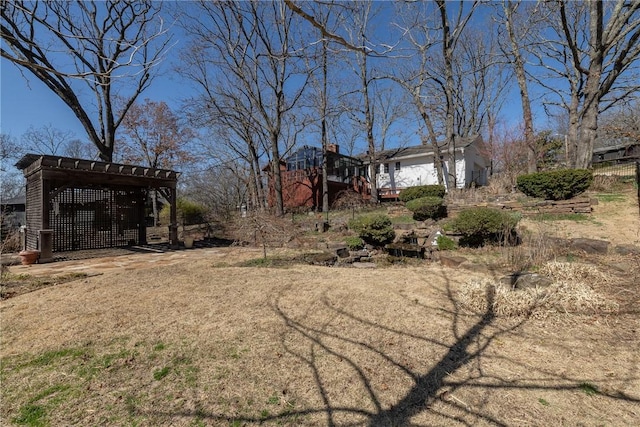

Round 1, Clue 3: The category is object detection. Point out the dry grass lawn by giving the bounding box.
[1,188,639,426]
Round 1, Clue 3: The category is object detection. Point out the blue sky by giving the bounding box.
[0,57,189,142]
[0,1,547,154]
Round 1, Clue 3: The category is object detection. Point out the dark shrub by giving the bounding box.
[348,214,395,247]
[399,185,446,202]
[516,169,593,200]
[449,207,520,247]
[405,196,447,221]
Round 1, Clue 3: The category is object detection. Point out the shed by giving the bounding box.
[15,154,179,253]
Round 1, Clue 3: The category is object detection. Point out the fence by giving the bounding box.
[591,159,640,216]
[591,159,638,178]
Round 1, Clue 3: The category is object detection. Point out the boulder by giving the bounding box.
[350,249,370,258]
[569,238,610,255]
[303,252,337,266]
[614,244,640,256]
[500,272,553,290]
[335,246,350,258]
[438,254,467,268]
[385,243,426,259]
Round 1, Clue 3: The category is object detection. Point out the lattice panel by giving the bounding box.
[49,187,144,251]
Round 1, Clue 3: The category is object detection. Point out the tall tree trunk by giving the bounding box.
[576,1,605,169]
[361,48,378,203]
[504,0,536,172]
[414,88,445,185]
[270,131,284,216]
[566,90,580,168]
[321,39,330,213]
[437,0,457,190]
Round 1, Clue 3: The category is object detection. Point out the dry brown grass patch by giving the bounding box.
[458,261,619,318]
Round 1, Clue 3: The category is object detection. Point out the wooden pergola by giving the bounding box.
[16,154,179,256]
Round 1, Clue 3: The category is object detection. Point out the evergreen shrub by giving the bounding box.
[160,198,208,226]
[516,169,593,200]
[399,185,446,202]
[405,196,447,221]
[449,207,520,247]
[348,214,395,246]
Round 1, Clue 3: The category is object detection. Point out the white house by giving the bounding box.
[365,135,489,199]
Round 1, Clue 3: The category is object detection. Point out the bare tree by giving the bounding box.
[20,124,93,158]
[528,1,640,168]
[1,1,172,161]
[180,0,309,216]
[434,0,480,189]
[390,3,446,185]
[495,0,540,173]
[599,98,640,146]
[0,134,24,200]
[288,1,399,202]
[562,0,640,168]
[118,99,196,225]
[64,138,95,160]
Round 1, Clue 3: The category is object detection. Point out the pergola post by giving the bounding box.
[169,186,179,248]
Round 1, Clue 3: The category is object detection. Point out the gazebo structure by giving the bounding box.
[16,154,179,258]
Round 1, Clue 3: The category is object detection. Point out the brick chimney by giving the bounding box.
[327,144,339,154]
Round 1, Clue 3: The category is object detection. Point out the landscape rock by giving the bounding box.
[438,254,467,268]
[303,252,337,266]
[350,249,370,258]
[385,243,426,259]
[426,229,444,247]
[570,238,610,255]
[614,244,640,256]
[500,272,553,290]
[335,246,349,258]
[351,262,377,269]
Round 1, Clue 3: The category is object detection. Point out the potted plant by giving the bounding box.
[18,249,40,265]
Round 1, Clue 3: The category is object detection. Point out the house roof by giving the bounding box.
[592,141,639,154]
[358,135,482,162]
[15,153,179,188]
[1,195,26,206]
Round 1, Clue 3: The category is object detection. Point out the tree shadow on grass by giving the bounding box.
[136,268,639,426]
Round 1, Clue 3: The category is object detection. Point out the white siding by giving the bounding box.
[370,137,489,194]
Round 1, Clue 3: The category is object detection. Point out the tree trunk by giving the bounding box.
[437,0,457,190]
[414,89,445,185]
[321,39,330,213]
[360,46,378,203]
[576,1,605,169]
[566,91,580,168]
[270,136,284,216]
[504,1,536,173]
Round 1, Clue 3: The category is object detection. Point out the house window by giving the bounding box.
[384,163,389,173]
[395,162,401,171]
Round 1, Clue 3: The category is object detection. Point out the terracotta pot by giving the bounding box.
[19,250,40,265]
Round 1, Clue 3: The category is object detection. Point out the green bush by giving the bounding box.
[449,207,520,247]
[405,196,447,221]
[516,169,593,200]
[436,234,457,251]
[345,236,364,251]
[399,185,446,202]
[159,198,208,226]
[348,214,395,247]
